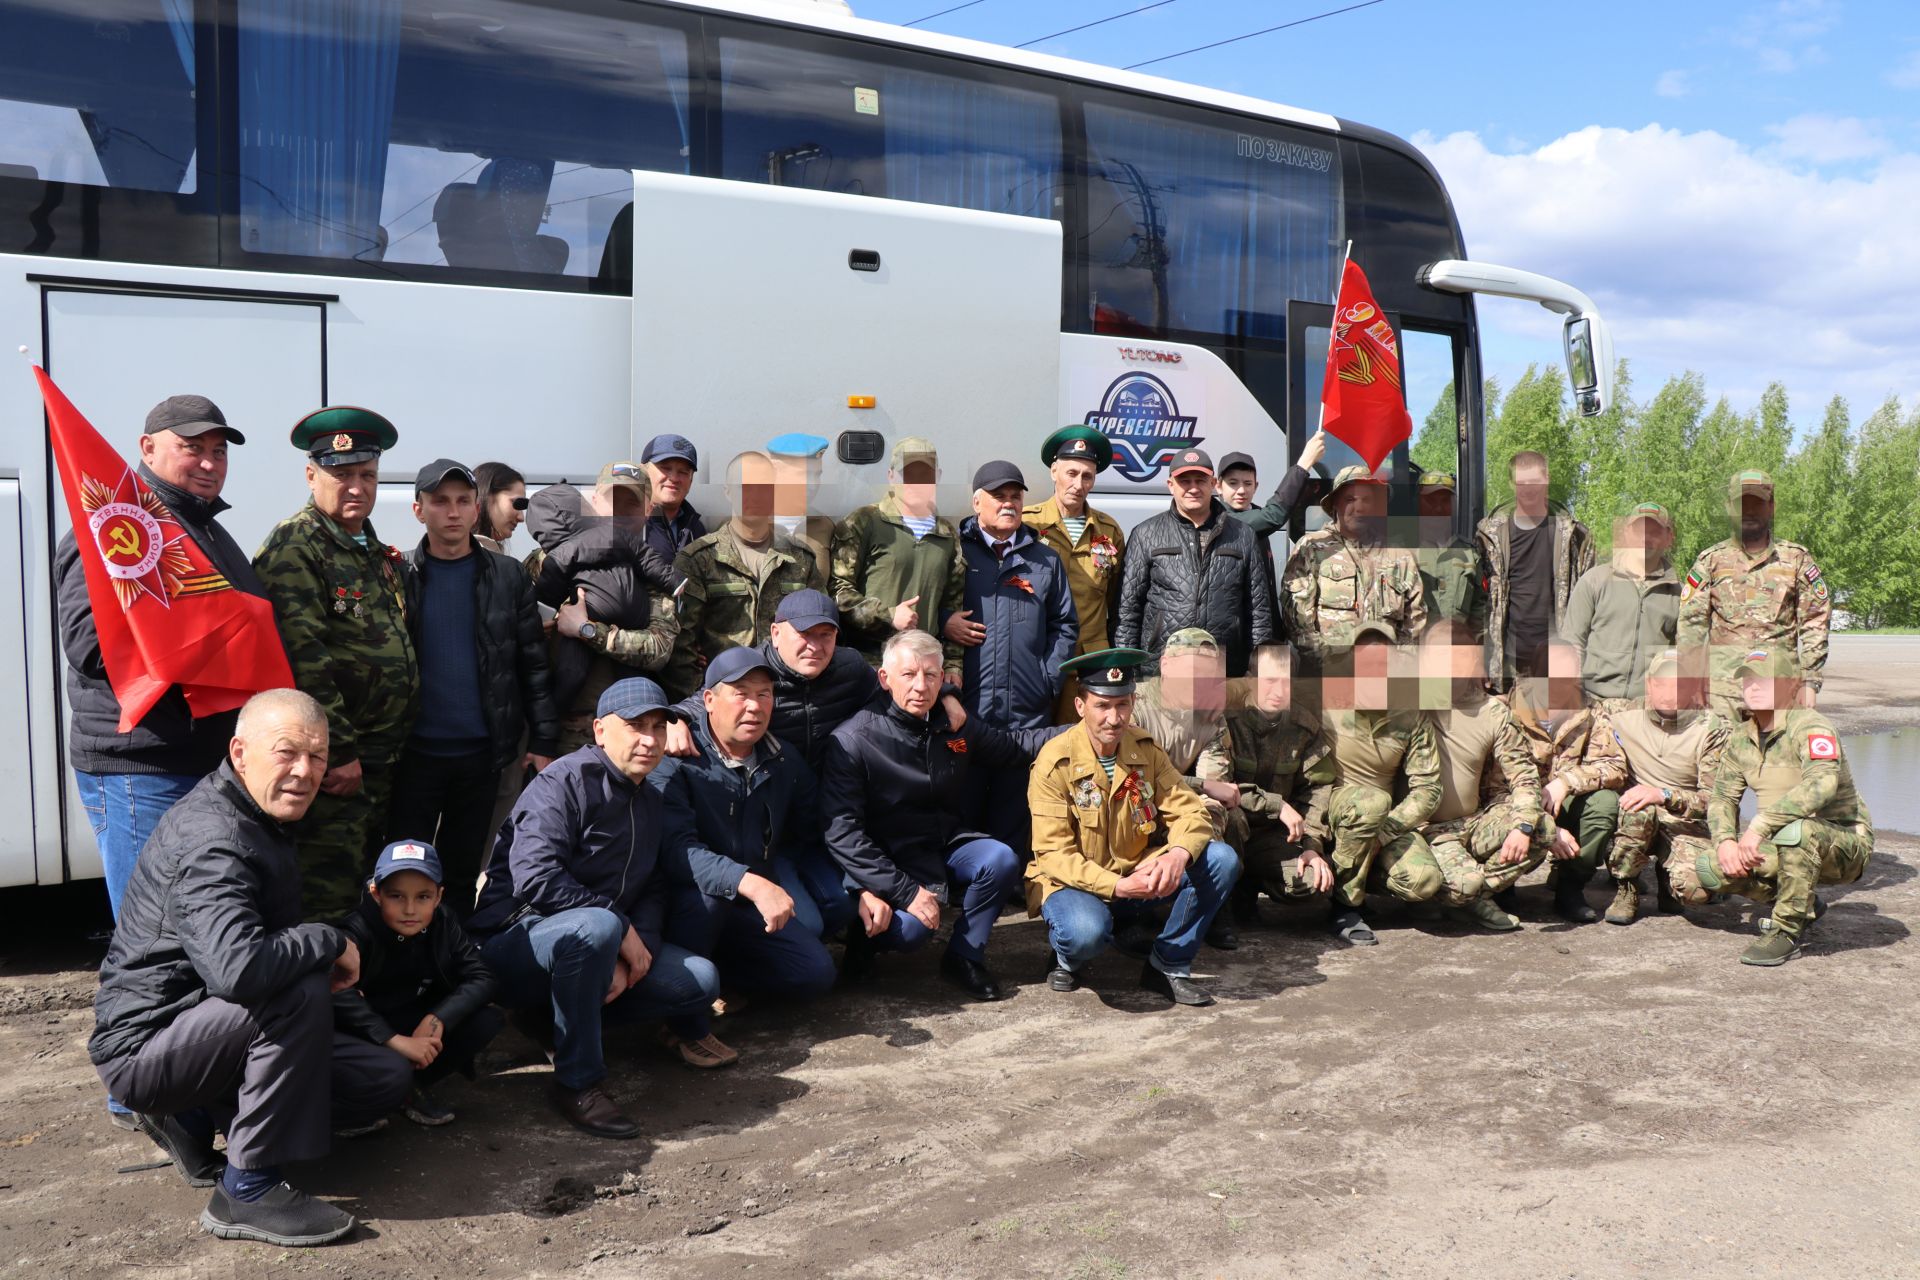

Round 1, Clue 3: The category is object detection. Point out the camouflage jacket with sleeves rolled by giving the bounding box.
[252,503,418,766]
[664,524,824,698]
[1199,707,1334,833]
[828,494,966,675]
[1281,529,1427,663]
[1677,538,1831,692]
[1708,708,1871,845]
[1504,684,1627,796]
[1608,707,1731,823]
[1026,724,1214,912]
[1319,708,1443,840]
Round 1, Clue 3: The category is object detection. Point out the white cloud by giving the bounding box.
[1729,0,1837,73]
[1654,69,1691,98]
[1887,49,1920,90]
[1415,123,1920,421]
[1764,114,1888,163]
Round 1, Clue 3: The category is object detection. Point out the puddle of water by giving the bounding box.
[1735,730,1919,836]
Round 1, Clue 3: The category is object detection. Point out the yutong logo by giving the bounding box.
[1084,373,1201,483]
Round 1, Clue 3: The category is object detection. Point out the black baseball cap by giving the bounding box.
[1169,448,1214,477]
[414,458,477,494]
[145,394,245,445]
[703,646,776,691]
[775,588,839,631]
[641,434,699,468]
[972,460,1026,493]
[1217,451,1257,478]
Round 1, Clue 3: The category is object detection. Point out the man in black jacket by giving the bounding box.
[1114,448,1277,676]
[56,395,267,925]
[390,460,560,913]
[819,630,1060,1002]
[89,689,409,1248]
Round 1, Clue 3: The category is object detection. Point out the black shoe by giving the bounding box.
[1330,909,1377,946]
[138,1112,225,1188]
[1492,887,1521,914]
[941,952,1008,1002]
[200,1182,356,1247]
[1204,918,1240,951]
[1046,964,1079,993]
[1112,921,1157,959]
[1229,883,1261,926]
[1552,886,1600,924]
[402,1087,455,1127]
[840,924,878,984]
[1139,963,1215,1007]
[548,1083,640,1140]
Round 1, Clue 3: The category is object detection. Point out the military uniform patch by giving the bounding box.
[1808,732,1839,760]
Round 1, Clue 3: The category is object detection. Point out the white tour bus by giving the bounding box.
[0,0,1612,891]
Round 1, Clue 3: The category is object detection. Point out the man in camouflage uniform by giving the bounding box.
[665,450,825,699]
[1695,648,1873,966]
[1505,639,1627,922]
[829,436,966,684]
[1603,648,1729,925]
[1402,621,1552,932]
[1474,450,1596,690]
[1678,470,1831,724]
[1282,465,1426,674]
[253,407,419,920]
[1415,472,1488,638]
[1025,426,1127,720]
[1317,624,1441,946]
[1199,643,1335,913]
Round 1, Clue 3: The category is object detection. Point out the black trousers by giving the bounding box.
[343,999,506,1089]
[388,744,501,916]
[96,974,411,1170]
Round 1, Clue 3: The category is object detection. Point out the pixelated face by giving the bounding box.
[141,428,230,499]
[1219,467,1258,511]
[1351,638,1392,710]
[703,670,774,749]
[1077,690,1134,753]
[1512,461,1550,515]
[414,478,477,545]
[771,619,838,677]
[1528,643,1584,714]
[1335,483,1386,539]
[1739,492,1773,541]
[594,709,669,781]
[1417,487,1453,520]
[972,482,1026,538]
[894,459,938,514]
[879,646,944,717]
[1645,672,1681,716]
[605,483,650,526]
[307,459,380,528]
[1740,671,1785,713]
[728,452,776,522]
[770,453,819,517]
[1159,647,1226,713]
[374,870,442,937]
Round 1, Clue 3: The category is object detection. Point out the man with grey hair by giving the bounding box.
[89,689,411,1248]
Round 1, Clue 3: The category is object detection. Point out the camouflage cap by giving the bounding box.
[1646,647,1683,679]
[1735,647,1800,680]
[1161,627,1220,654]
[596,460,649,497]
[892,436,937,469]
[1321,463,1388,514]
[1729,469,1774,497]
[1352,620,1397,646]
[1417,471,1456,491]
[1627,501,1673,530]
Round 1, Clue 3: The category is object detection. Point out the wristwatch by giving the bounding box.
[577,621,600,644]
[1515,821,1537,836]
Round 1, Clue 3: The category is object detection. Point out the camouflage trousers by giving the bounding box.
[1607,806,1711,883]
[555,713,598,756]
[295,744,401,922]
[1222,808,1326,900]
[1398,802,1554,906]
[1326,784,1429,909]
[1675,817,1874,939]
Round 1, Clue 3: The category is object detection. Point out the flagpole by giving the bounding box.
[1314,239,1353,436]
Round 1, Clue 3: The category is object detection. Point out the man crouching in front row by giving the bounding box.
[1026,648,1242,1005]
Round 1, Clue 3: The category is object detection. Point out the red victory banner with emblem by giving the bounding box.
[35,367,292,731]
[1319,257,1413,472]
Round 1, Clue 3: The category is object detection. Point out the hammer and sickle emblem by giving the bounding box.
[104,522,143,561]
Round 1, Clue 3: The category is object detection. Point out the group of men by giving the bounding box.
[68,395,1873,1250]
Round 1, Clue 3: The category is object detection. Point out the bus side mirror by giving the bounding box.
[1564,315,1602,417]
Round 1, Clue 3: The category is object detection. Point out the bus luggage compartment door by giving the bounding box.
[0,476,35,887]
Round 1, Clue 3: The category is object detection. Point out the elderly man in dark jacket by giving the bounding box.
[469,677,726,1141]
[1114,448,1276,676]
[89,689,408,1249]
[391,460,562,913]
[819,630,1060,1002]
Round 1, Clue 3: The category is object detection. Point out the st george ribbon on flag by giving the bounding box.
[1319,256,1413,474]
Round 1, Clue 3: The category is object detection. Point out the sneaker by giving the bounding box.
[1452,897,1521,933]
[660,1030,740,1069]
[1740,930,1801,967]
[137,1112,225,1188]
[1604,879,1641,926]
[331,1117,388,1139]
[200,1182,355,1247]
[402,1088,455,1127]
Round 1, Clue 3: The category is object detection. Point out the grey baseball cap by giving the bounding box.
[144,394,245,445]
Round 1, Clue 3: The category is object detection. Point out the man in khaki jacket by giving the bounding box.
[1024,426,1126,719]
[1027,649,1241,1006]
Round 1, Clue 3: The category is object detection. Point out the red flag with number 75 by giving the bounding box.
[1320,258,1413,472]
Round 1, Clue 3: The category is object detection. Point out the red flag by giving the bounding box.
[36,368,293,731]
[1319,258,1413,472]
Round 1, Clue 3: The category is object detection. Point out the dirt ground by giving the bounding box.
[4,638,1918,1280]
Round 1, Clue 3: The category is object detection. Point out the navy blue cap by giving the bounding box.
[641,434,698,468]
[703,645,776,691]
[595,677,684,722]
[972,459,1026,493]
[371,839,443,886]
[774,588,838,631]
[767,432,829,459]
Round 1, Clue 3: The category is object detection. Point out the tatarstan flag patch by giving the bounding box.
[1808,733,1839,760]
[1683,571,1703,600]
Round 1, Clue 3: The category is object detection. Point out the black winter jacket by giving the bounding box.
[648,708,824,899]
[818,696,1059,908]
[332,895,497,1044]
[1113,498,1277,676]
[90,763,344,1065]
[403,536,561,769]
[762,641,878,767]
[56,467,270,775]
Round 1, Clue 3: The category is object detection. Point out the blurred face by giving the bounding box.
[1335,483,1386,542]
[770,619,838,677]
[1740,671,1790,714]
[1050,458,1096,513]
[1527,644,1584,715]
[703,671,774,753]
[1645,672,1681,718]
[141,429,230,500]
[879,647,944,717]
[1168,468,1215,518]
[414,479,477,546]
[895,459,937,514]
[1159,648,1226,713]
[1352,638,1391,710]
[488,481,527,539]
[1418,487,1453,519]
[1513,463,1550,518]
[601,483,651,527]
[1739,492,1773,544]
[1251,648,1293,714]
[771,454,819,518]
[230,713,328,823]
[373,870,442,938]
[729,453,776,523]
[647,458,695,512]
[307,460,379,530]
[973,483,1025,539]
[1078,691,1135,754]
[594,710,670,782]
[1220,467,1258,511]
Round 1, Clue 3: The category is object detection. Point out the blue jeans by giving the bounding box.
[75,771,198,920]
[681,871,838,1002]
[779,852,855,941]
[480,907,720,1092]
[1041,841,1241,978]
[873,837,1021,964]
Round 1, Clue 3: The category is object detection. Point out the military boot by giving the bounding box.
[1550,869,1599,924]
[1655,864,1684,914]
[1740,930,1802,966]
[1604,878,1640,926]
[1451,897,1521,932]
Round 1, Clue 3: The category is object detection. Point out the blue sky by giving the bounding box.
[853,0,1920,436]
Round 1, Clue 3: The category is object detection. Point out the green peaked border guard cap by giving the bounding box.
[1321,463,1387,513]
[1041,424,1114,472]
[291,406,397,467]
[1061,646,1149,697]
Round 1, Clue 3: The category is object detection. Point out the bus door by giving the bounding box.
[27,281,326,886]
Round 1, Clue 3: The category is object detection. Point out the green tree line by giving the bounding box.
[1410,360,1920,629]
